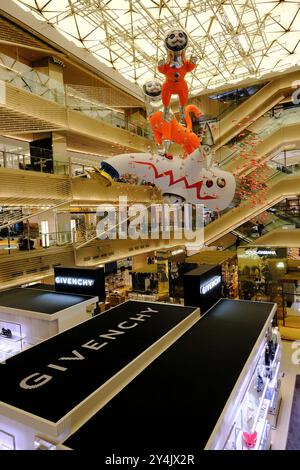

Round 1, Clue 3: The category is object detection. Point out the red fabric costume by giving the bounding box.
[149,104,201,157]
[158,59,196,107]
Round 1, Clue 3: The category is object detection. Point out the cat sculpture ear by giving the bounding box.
[200,123,215,170]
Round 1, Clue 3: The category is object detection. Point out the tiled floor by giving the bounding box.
[272,340,300,449]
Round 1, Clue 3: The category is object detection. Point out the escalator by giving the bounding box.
[225,206,298,249]
[219,108,300,175]
[204,170,300,245]
[214,70,300,149]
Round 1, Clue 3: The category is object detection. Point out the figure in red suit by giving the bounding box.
[158,29,197,122]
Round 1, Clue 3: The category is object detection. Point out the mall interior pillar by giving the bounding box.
[52,132,67,174]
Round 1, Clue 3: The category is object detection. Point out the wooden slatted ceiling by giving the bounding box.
[0,16,56,50]
[0,246,74,285]
[66,84,142,109]
[0,107,63,133]
[0,170,71,205]
[5,83,67,127]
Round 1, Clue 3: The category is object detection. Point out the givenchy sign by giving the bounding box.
[55,276,95,287]
[54,266,105,300]
[200,276,221,294]
[19,307,159,390]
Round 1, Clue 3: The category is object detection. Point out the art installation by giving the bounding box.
[143,79,201,159]
[98,28,236,211]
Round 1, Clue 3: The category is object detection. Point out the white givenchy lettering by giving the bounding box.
[19,307,159,390]
[55,276,95,287]
[200,276,221,294]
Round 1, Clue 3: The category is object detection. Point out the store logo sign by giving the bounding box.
[55,276,95,287]
[245,249,277,256]
[19,307,159,390]
[200,276,221,294]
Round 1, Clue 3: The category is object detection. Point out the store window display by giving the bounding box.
[224,326,282,450]
[0,320,23,362]
[131,272,158,295]
[238,247,287,301]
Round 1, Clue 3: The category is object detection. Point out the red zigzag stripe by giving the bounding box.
[135,161,216,200]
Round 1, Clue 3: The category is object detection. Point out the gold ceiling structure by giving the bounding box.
[14,0,300,95]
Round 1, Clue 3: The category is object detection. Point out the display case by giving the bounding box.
[224,326,282,450]
[0,320,24,362]
[0,430,16,450]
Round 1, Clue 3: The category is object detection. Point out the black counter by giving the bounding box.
[0,287,93,314]
[63,299,275,451]
[0,301,197,423]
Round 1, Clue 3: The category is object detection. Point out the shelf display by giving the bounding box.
[224,326,282,450]
[221,258,238,299]
[0,320,24,362]
[105,268,132,307]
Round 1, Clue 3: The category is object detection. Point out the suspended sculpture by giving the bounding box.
[97,27,236,211]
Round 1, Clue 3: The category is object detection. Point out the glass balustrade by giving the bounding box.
[0,147,101,176]
[0,63,65,105]
[0,50,152,138]
[66,90,153,140]
[0,230,74,256]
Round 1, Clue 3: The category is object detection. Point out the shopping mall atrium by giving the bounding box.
[0,0,300,456]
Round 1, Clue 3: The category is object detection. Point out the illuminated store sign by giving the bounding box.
[54,266,105,300]
[245,249,277,256]
[55,277,95,287]
[200,276,221,294]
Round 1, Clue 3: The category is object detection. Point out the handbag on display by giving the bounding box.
[256,373,264,393]
[268,340,276,361]
[1,327,12,338]
[265,344,270,366]
[242,431,257,449]
[266,367,273,380]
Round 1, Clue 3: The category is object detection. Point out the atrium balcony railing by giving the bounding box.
[65,86,153,140]
[0,148,99,176]
[0,62,65,105]
[0,57,152,140]
[0,230,73,256]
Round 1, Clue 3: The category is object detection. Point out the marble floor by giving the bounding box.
[272,340,300,450]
